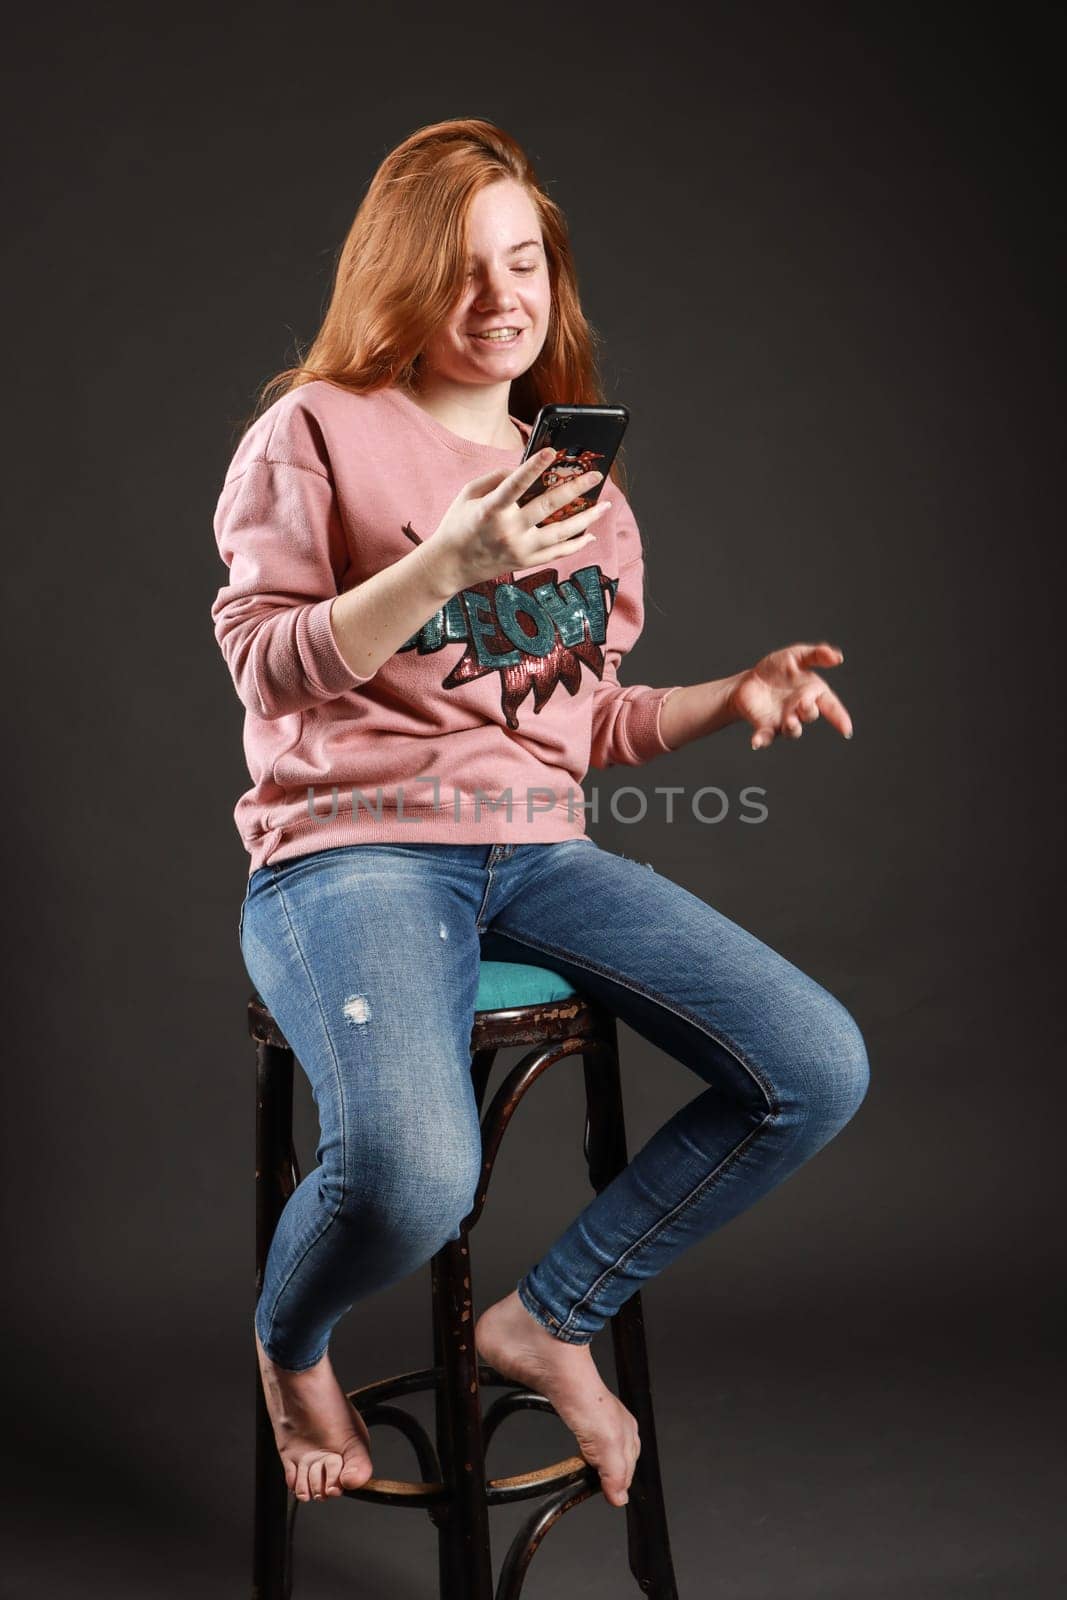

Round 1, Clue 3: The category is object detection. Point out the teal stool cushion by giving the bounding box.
[475,960,579,1011]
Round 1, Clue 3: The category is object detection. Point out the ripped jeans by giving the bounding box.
[239,838,870,1370]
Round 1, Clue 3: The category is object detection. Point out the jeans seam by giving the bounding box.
[257,878,349,1356]
[517,1277,591,1344]
[558,1110,778,1337]
[475,862,498,932]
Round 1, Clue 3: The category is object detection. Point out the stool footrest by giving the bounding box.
[341,1365,599,1509]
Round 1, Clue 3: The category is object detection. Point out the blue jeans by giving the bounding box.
[239,839,869,1370]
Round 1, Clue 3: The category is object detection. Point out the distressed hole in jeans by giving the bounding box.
[342,994,372,1026]
[439,921,448,940]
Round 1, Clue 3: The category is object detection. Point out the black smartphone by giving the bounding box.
[517,403,629,527]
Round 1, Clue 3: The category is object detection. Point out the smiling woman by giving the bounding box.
[214,116,868,1528]
[412,186,559,444]
[464,239,544,309]
[413,184,554,445]
[248,119,611,456]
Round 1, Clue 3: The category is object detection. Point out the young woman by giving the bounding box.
[212,117,869,1513]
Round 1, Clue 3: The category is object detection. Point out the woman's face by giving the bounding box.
[419,178,552,390]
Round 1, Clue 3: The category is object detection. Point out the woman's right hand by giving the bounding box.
[422,449,611,594]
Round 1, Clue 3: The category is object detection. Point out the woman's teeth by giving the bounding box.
[474,328,521,341]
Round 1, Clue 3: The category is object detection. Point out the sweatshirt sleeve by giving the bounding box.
[588,489,684,769]
[211,456,372,721]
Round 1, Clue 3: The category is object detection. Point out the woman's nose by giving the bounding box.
[474,269,518,309]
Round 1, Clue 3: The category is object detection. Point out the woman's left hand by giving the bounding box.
[729,642,853,751]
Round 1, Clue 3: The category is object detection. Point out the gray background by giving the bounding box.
[4,2,1063,1595]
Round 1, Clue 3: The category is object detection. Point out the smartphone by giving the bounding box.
[517,403,629,527]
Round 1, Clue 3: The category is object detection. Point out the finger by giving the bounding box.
[815,686,854,739]
[522,468,605,526]
[534,528,601,564]
[794,641,844,670]
[513,525,602,573]
[485,447,558,505]
[796,697,821,724]
[525,500,612,561]
[783,715,803,738]
[464,463,524,498]
[751,726,776,751]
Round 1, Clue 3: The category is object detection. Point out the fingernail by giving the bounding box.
[845,730,853,739]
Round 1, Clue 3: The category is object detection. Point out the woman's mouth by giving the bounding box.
[470,327,524,348]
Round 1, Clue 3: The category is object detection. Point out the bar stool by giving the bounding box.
[250,960,680,1599]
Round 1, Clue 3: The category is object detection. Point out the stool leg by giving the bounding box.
[254,1041,297,1600]
[610,1293,679,1599]
[432,1229,494,1600]
[583,1032,680,1600]
[469,1045,497,1114]
[431,1257,464,1600]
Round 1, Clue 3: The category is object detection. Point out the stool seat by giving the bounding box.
[475,959,578,1010]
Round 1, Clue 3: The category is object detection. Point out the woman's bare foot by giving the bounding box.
[474,1291,640,1508]
[255,1323,375,1502]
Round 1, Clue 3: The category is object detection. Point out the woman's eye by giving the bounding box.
[464,264,537,281]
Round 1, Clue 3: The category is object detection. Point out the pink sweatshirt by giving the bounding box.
[212,380,683,874]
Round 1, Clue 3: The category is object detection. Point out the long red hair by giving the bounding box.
[246,117,626,489]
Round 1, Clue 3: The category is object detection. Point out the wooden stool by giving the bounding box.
[250,961,680,1599]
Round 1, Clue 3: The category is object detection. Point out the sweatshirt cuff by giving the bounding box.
[654,684,685,753]
[625,684,685,764]
[303,596,376,692]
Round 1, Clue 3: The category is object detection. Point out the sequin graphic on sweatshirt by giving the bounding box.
[397,526,619,731]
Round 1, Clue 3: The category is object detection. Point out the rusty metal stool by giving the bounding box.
[250,960,680,1599]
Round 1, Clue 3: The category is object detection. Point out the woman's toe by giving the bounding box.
[600,1458,631,1505]
[339,1452,373,1491]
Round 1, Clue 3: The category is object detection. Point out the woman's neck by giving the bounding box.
[403,375,521,449]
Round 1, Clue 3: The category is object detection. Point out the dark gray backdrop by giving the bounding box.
[4,4,1063,1596]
